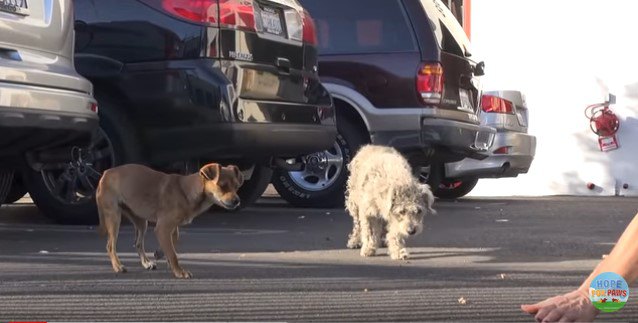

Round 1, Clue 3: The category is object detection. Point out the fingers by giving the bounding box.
[522,297,553,314]
[535,303,557,322]
[521,303,541,314]
[540,308,564,323]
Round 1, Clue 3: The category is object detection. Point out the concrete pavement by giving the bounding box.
[1,197,637,321]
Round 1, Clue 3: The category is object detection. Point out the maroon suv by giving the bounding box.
[272,0,495,207]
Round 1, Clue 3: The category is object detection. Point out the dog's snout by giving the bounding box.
[219,196,241,210]
[408,228,417,236]
[231,196,241,209]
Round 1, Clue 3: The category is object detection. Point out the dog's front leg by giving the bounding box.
[155,220,192,279]
[359,216,378,257]
[386,227,409,260]
[153,227,178,261]
[346,214,362,249]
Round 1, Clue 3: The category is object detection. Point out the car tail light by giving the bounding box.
[161,0,218,25]
[88,102,98,114]
[481,95,514,114]
[159,0,256,31]
[302,10,318,45]
[493,146,510,154]
[417,63,444,105]
[219,0,256,31]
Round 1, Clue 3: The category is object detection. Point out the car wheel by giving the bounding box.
[3,173,27,204]
[414,164,443,189]
[237,164,273,208]
[0,170,13,204]
[433,177,479,199]
[24,101,142,224]
[272,117,367,208]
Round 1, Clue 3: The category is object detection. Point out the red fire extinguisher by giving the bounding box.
[585,94,620,152]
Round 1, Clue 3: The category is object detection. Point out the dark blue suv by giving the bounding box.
[24,0,336,223]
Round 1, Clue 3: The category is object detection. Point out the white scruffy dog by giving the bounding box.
[345,145,435,260]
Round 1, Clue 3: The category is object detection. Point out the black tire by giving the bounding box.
[3,173,27,204]
[433,177,479,199]
[237,165,273,208]
[24,100,142,224]
[0,170,13,205]
[272,117,367,208]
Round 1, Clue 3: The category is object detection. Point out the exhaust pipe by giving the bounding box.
[500,163,510,174]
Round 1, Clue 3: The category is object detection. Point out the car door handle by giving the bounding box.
[275,57,291,74]
[0,48,21,62]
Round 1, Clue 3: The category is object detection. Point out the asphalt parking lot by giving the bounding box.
[1,196,637,322]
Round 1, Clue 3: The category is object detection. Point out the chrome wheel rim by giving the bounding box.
[40,128,115,205]
[289,142,344,192]
[417,165,431,184]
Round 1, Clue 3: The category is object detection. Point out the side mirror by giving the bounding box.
[474,61,485,76]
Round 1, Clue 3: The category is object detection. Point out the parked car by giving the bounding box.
[21,0,335,223]
[0,1,98,204]
[435,90,536,198]
[272,0,495,207]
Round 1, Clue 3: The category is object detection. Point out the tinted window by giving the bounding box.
[300,0,417,55]
[420,0,472,56]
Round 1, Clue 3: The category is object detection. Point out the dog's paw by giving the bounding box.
[390,249,410,260]
[346,240,362,249]
[399,248,410,260]
[360,248,376,257]
[113,265,127,273]
[173,269,193,279]
[389,253,404,260]
[393,249,410,260]
[142,260,157,270]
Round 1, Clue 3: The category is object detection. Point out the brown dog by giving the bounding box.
[96,163,244,278]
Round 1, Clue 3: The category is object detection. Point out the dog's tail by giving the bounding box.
[420,183,437,215]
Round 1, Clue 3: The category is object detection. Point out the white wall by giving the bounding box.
[468,0,638,196]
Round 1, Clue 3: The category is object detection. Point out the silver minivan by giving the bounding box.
[0,0,98,204]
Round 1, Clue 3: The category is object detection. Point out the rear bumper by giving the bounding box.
[0,81,98,165]
[148,122,337,163]
[421,118,496,160]
[444,131,537,179]
[371,116,496,162]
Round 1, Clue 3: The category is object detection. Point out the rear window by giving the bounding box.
[300,0,417,55]
[420,0,472,57]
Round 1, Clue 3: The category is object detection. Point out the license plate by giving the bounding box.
[458,89,474,112]
[0,0,29,16]
[261,7,283,36]
[242,69,280,96]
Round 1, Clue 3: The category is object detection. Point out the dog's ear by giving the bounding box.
[229,165,244,186]
[419,184,437,215]
[199,163,221,182]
